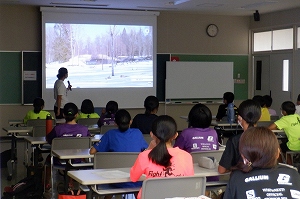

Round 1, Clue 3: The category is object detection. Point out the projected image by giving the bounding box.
[45,23,153,88]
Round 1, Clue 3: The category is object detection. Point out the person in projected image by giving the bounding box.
[54,67,72,119]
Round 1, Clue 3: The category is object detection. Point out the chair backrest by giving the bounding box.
[77,118,99,126]
[191,148,225,163]
[257,121,274,127]
[27,119,55,137]
[141,176,206,199]
[143,134,152,144]
[100,125,117,134]
[93,152,139,169]
[271,115,280,120]
[51,137,92,152]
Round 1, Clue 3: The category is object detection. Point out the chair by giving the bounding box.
[27,119,55,137]
[143,134,152,144]
[48,137,92,194]
[191,148,225,164]
[91,152,140,198]
[77,118,99,126]
[141,176,206,199]
[100,125,117,134]
[256,121,274,127]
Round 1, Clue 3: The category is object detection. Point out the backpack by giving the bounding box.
[2,176,42,199]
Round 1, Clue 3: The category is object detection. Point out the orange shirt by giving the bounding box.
[130,147,194,199]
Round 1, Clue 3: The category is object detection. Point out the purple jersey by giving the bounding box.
[46,123,90,144]
[174,127,219,153]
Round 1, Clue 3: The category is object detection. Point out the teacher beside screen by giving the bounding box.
[54,67,72,119]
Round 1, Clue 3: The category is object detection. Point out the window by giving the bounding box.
[273,28,293,50]
[297,27,300,48]
[254,31,271,52]
[253,28,293,52]
[282,60,289,91]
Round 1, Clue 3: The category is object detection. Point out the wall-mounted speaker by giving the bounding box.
[253,10,260,21]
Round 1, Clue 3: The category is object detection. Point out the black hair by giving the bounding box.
[238,99,261,127]
[252,95,265,107]
[115,109,131,132]
[297,94,300,101]
[57,67,68,79]
[281,101,296,115]
[81,99,95,115]
[63,103,78,122]
[144,96,159,115]
[148,115,177,168]
[223,92,234,104]
[188,104,212,128]
[106,101,118,118]
[33,97,44,114]
[263,95,273,108]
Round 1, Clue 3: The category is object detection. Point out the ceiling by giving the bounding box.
[1,0,300,16]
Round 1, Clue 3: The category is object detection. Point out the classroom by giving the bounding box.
[1,1,300,198]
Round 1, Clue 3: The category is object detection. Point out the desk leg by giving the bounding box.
[7,134,17,181]
[86,186,92,199]
[64,161,71,193]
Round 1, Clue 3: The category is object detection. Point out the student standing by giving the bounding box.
[223,127,300,199]
[23,97,52,124]
[130,115,194,199]
[54,67,72,119]
[77,99,100,120]
[269,101,300,165]
[218,99,261,174]
[131,95,159,134]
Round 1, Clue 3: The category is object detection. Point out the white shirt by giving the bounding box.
[54,79,68,108]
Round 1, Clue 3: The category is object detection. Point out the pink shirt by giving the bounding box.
[130,147,194,199]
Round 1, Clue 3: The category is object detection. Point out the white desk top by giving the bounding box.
[68,164,223,186]
[24,134,102,145]
[2,126,33,134]
[210,121,238,127]
[8,120,24,125]
[52,148,93,159]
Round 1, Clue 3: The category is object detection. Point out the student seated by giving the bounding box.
[269,101,300,165]
[218,99,261,174]
[23,97,52,124]
[252,95,270,121]
[77,99,100,120]
[97,100,118,127]
[223,127,300,199]
[296,94,300,115]
[90,109,148,199]
[131,95,159,134]
[216,92,238,122]
[45,102,90,190]
[130,115,194,199]
[174,103,218,153]
[263,95,277,116]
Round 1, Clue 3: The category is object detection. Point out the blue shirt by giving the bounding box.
[93,128,148,152]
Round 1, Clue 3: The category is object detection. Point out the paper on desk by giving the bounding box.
[93,170,129,179]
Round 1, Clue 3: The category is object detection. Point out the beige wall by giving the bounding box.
[0,5,250,134]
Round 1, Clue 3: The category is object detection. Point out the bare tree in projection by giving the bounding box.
[109,25,117,76]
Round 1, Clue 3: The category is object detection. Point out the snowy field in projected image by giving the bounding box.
[45,60,153,88]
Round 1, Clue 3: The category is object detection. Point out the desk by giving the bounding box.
[68,164,224,199]
[8,119,24,126]
[210,121,238,127]
[2,126,33,180]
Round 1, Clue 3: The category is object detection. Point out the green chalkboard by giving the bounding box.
[0,52,22,104]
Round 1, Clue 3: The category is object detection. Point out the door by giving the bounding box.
[254,56,270,96]
[269,53,293,114]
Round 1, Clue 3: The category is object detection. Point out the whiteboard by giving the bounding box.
[166,61,234,99]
